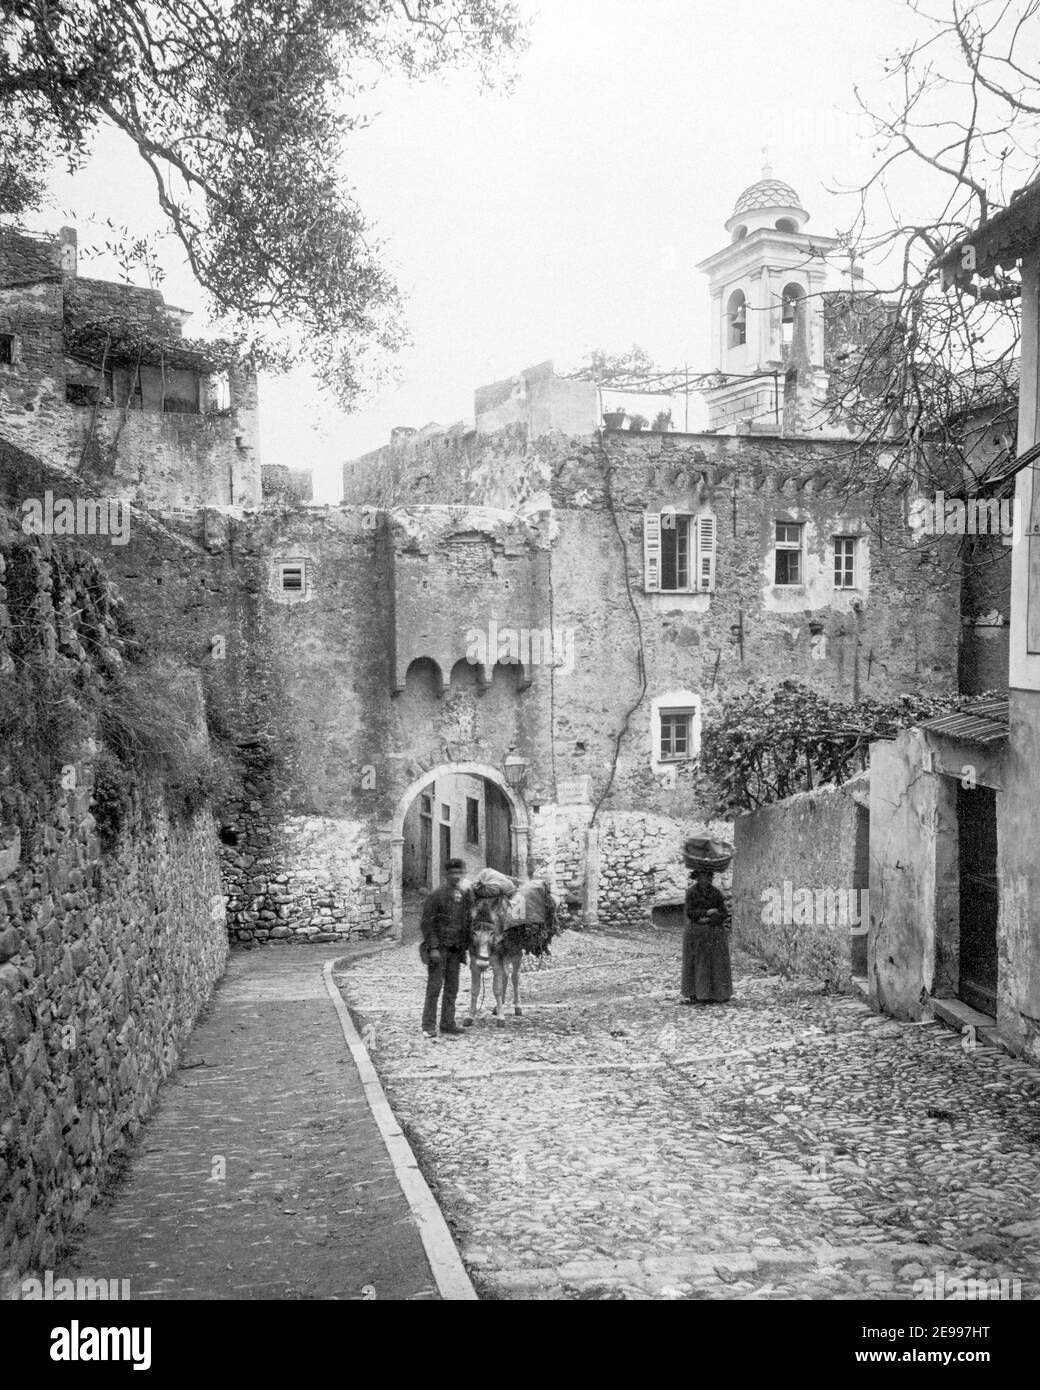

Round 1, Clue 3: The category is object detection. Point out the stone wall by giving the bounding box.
[591,811,734,928]
[0,499,227,1275]
[0,755,225,1276]
[0,227,261,510]
[342,424,964,824]
[867,709,1039,1062]
[960,534,1011,695]
[220,811,391,943]
[548,432,960,826]
[0,388,973,963]
[734,774,870,988]
[996,690,1040,1062]
[0,761,225,1278]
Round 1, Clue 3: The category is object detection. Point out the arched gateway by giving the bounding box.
[388,762,530,938]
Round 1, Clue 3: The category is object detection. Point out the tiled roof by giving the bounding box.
[733,178,805,217]
[951,359,1020,415]
[920,697,1010,745]
[941,179,1040,284]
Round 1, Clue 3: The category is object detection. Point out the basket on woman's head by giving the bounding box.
[682,836,734,873]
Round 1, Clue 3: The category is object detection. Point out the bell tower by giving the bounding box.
[696,163,839,433]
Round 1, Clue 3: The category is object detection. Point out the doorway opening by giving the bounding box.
[394,762,529,940]
[956,783,999,1016]
[403,771,514,890]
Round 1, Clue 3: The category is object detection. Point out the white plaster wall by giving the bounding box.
[759,506,870,614]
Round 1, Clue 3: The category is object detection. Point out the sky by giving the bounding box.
[34,0,936,500]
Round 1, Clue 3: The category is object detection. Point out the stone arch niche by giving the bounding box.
[387,762,530,937]
[402,654,447,698]
[726,288,747,349]
[780,281,806,348]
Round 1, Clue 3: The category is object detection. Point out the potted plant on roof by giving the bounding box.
[603,406,627,429]
[628,412,648,432]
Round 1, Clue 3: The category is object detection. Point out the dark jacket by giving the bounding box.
[684,883,729,927]
[420,884,474,954]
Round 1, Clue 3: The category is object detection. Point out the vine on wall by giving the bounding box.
[698,680,978,815]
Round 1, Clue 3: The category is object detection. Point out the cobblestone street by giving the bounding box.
[337,925,1040,1301]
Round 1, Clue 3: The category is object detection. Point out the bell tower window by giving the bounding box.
[775,217,797,233]
[781,283,803,346]
[727,290,747,348]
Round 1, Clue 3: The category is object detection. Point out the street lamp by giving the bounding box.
[503,751,528,789]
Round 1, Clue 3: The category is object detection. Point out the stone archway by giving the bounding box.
[388,762,530,938]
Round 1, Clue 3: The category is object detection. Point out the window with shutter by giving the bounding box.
[697,514,717,592]
[643,512,662,592]
[277,560,307,593]
[645,511,716,593]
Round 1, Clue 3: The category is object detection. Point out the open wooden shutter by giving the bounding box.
[696,513,717,592]
[643,513,662,592]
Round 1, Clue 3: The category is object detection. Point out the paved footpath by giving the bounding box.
[339,925,1040,1301]
[57,944,442,1300]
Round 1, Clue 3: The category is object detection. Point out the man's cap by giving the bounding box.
[445,857,466,871]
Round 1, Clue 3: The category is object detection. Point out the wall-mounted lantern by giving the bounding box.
[503,751,528,789]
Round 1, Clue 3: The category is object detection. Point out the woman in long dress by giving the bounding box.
[681,868,732,1003]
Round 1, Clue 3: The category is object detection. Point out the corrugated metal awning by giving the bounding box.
[919,698,1010,746]
[939,179,1040,285]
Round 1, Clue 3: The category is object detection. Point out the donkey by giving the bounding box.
[464,899,523,1028]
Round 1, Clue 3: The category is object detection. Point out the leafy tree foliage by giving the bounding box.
[699,680,972,815]
[0,1,524,405]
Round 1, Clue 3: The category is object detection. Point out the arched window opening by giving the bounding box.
[727,290,747,348]
[775,217,797,234]
[781,283,803,345]
[731,224,748,243]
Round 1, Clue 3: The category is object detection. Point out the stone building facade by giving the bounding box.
[864,180,1040,1063]
[0,183,973,951]
[330,385,960,935]
[0,226,261,509]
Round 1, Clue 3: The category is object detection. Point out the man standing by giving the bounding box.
[420,858,473,1038]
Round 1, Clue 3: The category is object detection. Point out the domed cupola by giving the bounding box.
[696,158,840,433]
[726,164,810,240]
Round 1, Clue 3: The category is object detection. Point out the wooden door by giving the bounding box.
[419,811,432,890]
[484,780,513,875]
[957,784,999,1016]
[439,823,451,884]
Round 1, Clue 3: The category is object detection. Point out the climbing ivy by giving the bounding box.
[699,680,976,815]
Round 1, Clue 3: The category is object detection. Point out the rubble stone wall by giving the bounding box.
[0,231,261,510]
[0,756,225,1276]
[593,812,734,928]
[220,813,391,943]
[0,506,228,1278]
